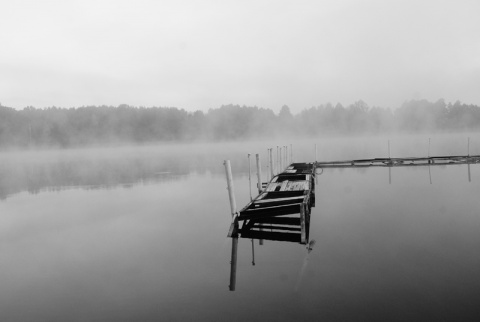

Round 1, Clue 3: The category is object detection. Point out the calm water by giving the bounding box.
[1,134,480,321]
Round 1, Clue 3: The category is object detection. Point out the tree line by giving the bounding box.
[0,99,479,148]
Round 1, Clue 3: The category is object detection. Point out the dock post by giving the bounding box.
[269,148,274,179]
[256,154,263,194]
[266,149,270,181]
[428,138,431,158]
[281,146,284,170]
[256,153,264,245]
[224,160,239,291]
[248,154,252,201]
[276,146,279,175]
[229,236,239,291]
[285,145,288,168]
[223,160,237,217]
[468,137,470,157]
[290,144,293,164]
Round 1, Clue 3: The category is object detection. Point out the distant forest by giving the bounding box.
[0,99,479,148]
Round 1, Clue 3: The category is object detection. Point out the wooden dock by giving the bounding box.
[315,155,480,168]
[225,148,479,291]
[228,162,316,245]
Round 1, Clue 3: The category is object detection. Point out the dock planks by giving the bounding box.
[228,163,316,245]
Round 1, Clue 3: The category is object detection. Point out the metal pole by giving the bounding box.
[223,160,237,217]
[256,154,262,194]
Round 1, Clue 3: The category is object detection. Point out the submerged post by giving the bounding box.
[251,239,255,265]
[229,236,238,291]
[256,154,262,194]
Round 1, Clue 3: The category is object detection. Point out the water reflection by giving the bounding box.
[0,143,256,200]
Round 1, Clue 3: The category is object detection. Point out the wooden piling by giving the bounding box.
[468,137,470,156]
[276,146,279,174]
[256,154,262,194]
[280,147,283,170]
[269,148,274,178]
[285,146,288,168]
[229,236,238,291]
[248,154,252,201]
[223,160,237,217]
[290,144,293,164]
[428,138,431,157]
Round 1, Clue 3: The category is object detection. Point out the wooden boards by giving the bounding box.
[232,162,316,245]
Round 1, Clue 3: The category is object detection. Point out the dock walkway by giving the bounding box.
[228,162,316,245]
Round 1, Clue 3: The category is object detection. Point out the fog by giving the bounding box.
[1,99,479,149]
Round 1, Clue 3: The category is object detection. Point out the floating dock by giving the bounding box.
[315,155,480,168]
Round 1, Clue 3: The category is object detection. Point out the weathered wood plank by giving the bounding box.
[251,217,301,225]
[250,198,306,209]
[254,196,305,204]
[251,225,301,232]
[239,203,302,220]
[279,180,288,191]
[240,230,301,243]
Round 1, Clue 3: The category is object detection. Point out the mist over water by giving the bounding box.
[1,133,480,320]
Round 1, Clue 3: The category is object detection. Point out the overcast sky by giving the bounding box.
[1,0,479,113]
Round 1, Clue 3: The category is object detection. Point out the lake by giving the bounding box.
[1,133,480,321]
